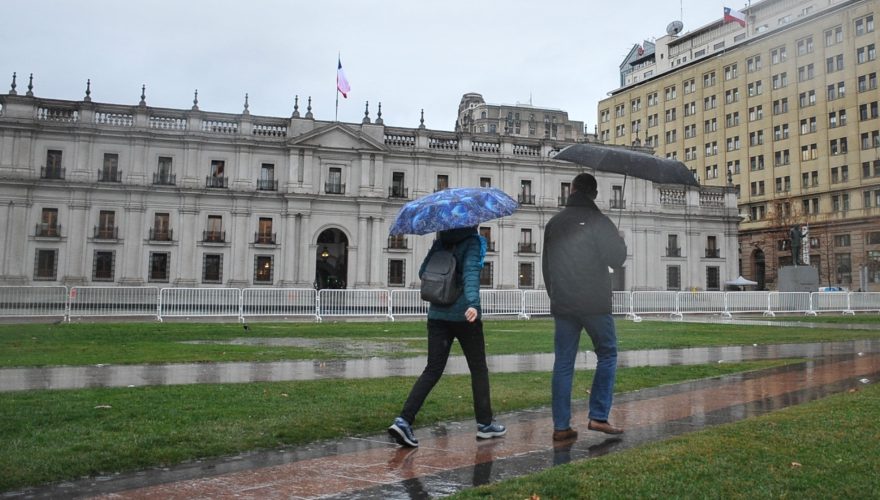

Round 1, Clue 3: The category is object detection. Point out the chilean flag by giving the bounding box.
[724,7,747,27]
[337,57,350,98]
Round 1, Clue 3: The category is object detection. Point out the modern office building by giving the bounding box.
[599,0,880,291]
[455,92,585,141]
[0,84,737,291]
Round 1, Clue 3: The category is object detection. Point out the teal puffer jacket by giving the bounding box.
[419,227,485,321]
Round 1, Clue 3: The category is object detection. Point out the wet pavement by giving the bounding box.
[3,339,879,392]
[8,352,878,499]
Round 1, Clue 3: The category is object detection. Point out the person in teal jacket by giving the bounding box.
[388,226,507,447]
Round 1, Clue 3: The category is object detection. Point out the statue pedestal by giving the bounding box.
[778,265,819,292]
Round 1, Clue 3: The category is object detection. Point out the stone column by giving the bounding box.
[280,209,299,286]
[353,216,368,287]
[64,201,90,285]
[227,207,251,287]
[370,216,384,287]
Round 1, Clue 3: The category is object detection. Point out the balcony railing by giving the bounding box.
[485,240,496,252]
[666,247,682,257]
[705,248,721,258]
[518,242,537,253]
[388,235,408,249]
[206,176,228,188]
[610,198,626,209]
[324,182,345,194]
[153,173,176,185]
[149,228,173,241]
[518,193,535,205]
[35,223,61,237]
[203,230,226,243]
[94,226,118,240]
[558,195,569,206]
[97,169,122,182]
[256,179,278,191]
[389,186,409,198]
[254,232,277,244]
[40,166,65,180]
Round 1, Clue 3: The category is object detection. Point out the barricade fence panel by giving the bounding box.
[810,292,850,313]
[480,290,524,316]
[159,288,241,318]
[389,290,429,317]
[850,292,880,312]
[0,286,67,317]
[769,292,811,314]
[612,291,632,316]
[241,288,317,318]
[69,286,160,317]
[318,289,391,317]
[523,290,550,316]
[677,291,726,315]
[726,291,770,313]
[632,291,678,314]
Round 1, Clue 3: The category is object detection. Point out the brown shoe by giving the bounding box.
[552,428,578,441]
[588,420,624,435]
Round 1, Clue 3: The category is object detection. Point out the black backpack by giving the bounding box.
[420,243,462,305]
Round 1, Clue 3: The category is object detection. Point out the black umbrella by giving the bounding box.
[554,143,699,187]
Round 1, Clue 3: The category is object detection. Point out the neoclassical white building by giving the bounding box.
[0,84,739,291]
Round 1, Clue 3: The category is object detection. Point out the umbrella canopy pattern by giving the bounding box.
[555,143,699,187]
[389,187,519,235]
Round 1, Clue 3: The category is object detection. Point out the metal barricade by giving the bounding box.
[725,291,771,315]
[769,292,811,315]
[811,292,853,315]
[0,286,67,318]
[389,289,429,318]
[849,292,880,312]
[522,290,550,318]
[480,289,525,317]
[631,291,680,319]
[241,288,318,320]
[159,288,242,320]
[318,289,392,319]
[677,291,727,316]
[68,286,160,319]
[612,291,633,317]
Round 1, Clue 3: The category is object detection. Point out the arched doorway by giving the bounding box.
[752,248,766,290]
[315,228,349,289]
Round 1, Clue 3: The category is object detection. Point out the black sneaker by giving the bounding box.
[476,421,507,439]
[388,417,419,447]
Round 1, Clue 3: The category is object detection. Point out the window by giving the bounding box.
[827,81,846,100]
[801,144,818,161]
[857,44,876,64]
[834,234,852,247]
[772,98,788,115]
[802,171,819,188]
[480,261,494,287]
[667,234,680,257]
[684,123,697,138]
[93,250,115,281]
[797,63,815,82]
[647,113,659,127]
[832,194,851,212]
[704,118,717,133]
[254,255,273,283]
[685,146,697,161]
[519,180,534,205]
[683,79,695,94]
[750,155,765,171]
[771,46,787,64]
[258,163,276,191]
[800,117,817,134]
[774,150,790,166]
[727,160,741,175]
[518,262,534,288]
[615,104,625,117]
[775,175,791,192]
[836,253,852,284]
[830,138,848,155]
[665,108,677,122]
[151,212,171,241]
[749,131,763,146]
[257,217,274,244]
[703,71,716,87]
[615,124,626,137]
[825,26,843,46]
[748,80,763,96]
[826,54,845,73]
[390,172,407,198]
[326,167,344,194]
[666,265,681,290]
[725,113,740,127]
[208,160,226,188]
[831,165,850,183]
[665,85,677,100]
[864,160,880,178]
[724,64,738,80]
[750,180,765,196]
[559,182,571,206]
[388,259,405,286]
[859,101,879,120]
[724,88,739,104]
[38,208,59,237]
[203,254,222,283]
[631,98,641,112]
[855,14,875,36]
[100,153,120,182]
[703,95,717,110]
[705,164,718,179]
[829,110,846,128]
[155,156,174,185]
[748,105,763,122]
[684,101,696,116]
[149,252,170,282]
[727,136,741,151]
[858,72,878,92]
[600,109,610,123]
[205,215,223,242]
[773,124,789,141]
[97,210,116,239]
[771,72,788,89]
[42,149,64,179]
[707,267,720,290]
[479,227,495,252]
[747,55,762,72]
[862,131,880,150]
[705,141,718,156]
[34,249,58,280]
[647,92,659,106]
[435,174,449,191]
[798,90,816,108]
[665,130,677,144]
[797,36,814,55]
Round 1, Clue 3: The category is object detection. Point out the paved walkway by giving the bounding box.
[10,349,878,499]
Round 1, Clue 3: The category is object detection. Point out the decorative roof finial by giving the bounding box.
[362,101,371,124]
[419,109,425,129]
[84,79,92,102]
[243,93,250,115]
[192,89,199,110]
[292,95,300,118]
[375,102,383,125]
[8,72,16,95]
[139,84,146,106]
[305,96,313,119]
[26,73,34,97]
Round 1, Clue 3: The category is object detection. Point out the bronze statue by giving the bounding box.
[790,225,805,265]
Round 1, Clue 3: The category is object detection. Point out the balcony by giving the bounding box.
[518,242,537,253]
[324,182,345,194]
[705,248,721,258]
[388,235,408,249]
[518,193,535,205]
[666,247,682,257]
[256,179,278,191]
[254,232,277,245]
[149,228,173,241]
[610,198,626,209]
[94,226,118,240]
[97,169,122,182]
[35,223,61,237]
[388,186,409,198]
[40,166,65,180]
[206,176,228,188]
[203,230,226,243]
[152,173,176,185]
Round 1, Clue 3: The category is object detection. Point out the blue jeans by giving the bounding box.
[551,313,618,430]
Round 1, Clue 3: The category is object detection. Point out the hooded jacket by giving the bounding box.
[419,226,485,321]
[542,190,627,316]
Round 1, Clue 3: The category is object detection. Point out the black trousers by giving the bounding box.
[400,318,493,425]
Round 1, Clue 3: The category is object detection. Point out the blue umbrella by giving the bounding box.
[389,187,520,235]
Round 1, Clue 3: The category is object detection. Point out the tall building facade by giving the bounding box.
[599,0,880,291]
[455,93,585,141]
[0,87,737,291]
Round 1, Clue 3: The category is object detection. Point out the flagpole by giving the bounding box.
[335,52,340,122]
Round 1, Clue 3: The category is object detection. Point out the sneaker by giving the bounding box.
[476,421,507,440]
[388,417,419,447]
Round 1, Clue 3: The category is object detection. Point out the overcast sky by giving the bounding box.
[2,0,733,132]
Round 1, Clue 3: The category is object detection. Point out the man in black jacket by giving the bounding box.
[542,173,627,441]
